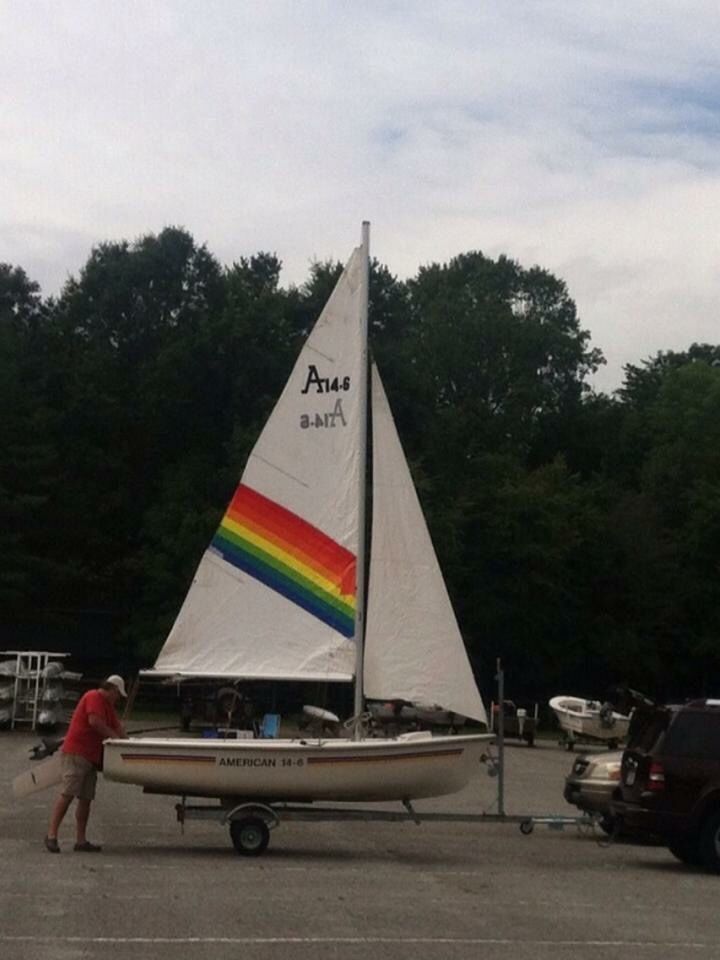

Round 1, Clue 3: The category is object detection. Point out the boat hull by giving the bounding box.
[102,733,492,802]
[549,696,630,742]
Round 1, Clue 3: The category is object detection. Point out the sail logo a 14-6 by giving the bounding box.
[300,364,351,395]
[299,364,351,430]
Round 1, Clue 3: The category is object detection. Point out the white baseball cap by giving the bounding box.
[105,674,127,697]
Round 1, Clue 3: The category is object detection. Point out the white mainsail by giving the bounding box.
[152,246,366,681]
[364,365,487,723]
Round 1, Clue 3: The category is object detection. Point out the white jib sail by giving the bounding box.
[364,365,487,723]
[153,246,366,680]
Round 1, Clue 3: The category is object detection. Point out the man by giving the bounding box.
[45,674,127,853]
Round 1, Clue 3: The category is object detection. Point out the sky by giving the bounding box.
[2,0,719,393]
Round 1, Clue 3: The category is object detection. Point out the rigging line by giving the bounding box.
[247,454,309,488]
[305,344,336,363]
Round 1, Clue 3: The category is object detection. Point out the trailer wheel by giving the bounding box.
[520,819,534,835]
[230,816,270,856]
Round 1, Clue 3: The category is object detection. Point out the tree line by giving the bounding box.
[2,227,719,705]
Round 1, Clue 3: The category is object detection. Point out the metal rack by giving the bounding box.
[0,651,69,730]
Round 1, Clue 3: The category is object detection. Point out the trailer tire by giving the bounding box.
[230,816,270,856]
[520,819,534,835]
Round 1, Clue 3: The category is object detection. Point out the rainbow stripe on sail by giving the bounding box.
[209,484,357,637]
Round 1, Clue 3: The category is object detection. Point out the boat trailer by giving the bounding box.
[174,796,597,856]
[558,729,622,752]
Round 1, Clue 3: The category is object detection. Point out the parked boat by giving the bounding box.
[104,731,486,801]
[549,695,630,750]
[104,224,491,802]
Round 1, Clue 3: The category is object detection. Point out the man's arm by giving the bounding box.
[88,714,126,739]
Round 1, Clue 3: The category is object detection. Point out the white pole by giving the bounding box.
[496,658,505,817]
[352,221,370,735]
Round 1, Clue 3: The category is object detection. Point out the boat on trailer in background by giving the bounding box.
[549,695,631,751]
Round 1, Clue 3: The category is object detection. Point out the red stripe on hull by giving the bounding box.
[120,754,216,763]
[307,749,463,765]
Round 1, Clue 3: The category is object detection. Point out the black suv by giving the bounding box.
[612,699,720,870]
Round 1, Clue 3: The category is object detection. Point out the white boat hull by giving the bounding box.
[103,732,492,802]
[549,695,630,743]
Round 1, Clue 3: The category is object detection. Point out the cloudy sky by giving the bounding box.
[2,1,719,391]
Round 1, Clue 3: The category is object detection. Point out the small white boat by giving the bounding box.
[549,695,630,750]
[104,224,490,804]
[103,731,486,802]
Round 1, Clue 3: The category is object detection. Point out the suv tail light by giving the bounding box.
[647,760,665,791]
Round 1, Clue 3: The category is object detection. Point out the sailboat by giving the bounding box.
[103,223,491,803]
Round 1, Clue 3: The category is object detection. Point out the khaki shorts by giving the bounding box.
[60,753,98,801]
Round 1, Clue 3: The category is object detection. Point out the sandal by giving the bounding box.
[44,836,60,853]
[73,841,102,852]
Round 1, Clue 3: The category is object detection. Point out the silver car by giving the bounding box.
[564,750,623,832]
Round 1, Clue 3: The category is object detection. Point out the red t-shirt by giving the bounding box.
[62,689,122,766]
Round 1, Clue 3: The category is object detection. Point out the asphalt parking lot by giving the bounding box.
[1,730,718,960]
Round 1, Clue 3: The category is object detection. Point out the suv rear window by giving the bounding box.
[662,712,720,760]
[627,710,670,752]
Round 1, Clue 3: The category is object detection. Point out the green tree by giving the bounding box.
[0,265,56,613]
[596,353,720,697]
[404,253,602,452]
[44,229,226,640]
[641,362,720,689]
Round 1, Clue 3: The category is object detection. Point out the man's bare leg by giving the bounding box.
[48,793,73,839]
[75,797,92,845]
